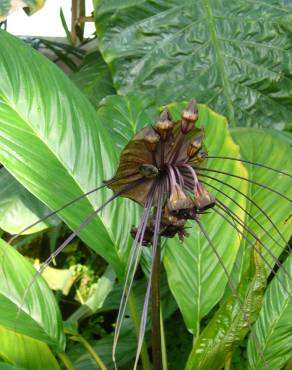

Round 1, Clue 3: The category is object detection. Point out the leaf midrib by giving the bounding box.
[203,0,235,127]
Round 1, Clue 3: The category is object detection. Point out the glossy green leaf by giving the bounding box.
[0,30,137,279]
[0,168,59,234]
[0,363,26,370]
[95,0,292,130]
[0,0,45,20]
[0,239,65,350]
[70,50,116,107]
[247,255,292,370]
[0,326,60,370]
[185,247,266,370]
[163,103,248,334]
[97,93,157,152]
[231,128,292,277]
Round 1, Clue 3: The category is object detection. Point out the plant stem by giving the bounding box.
[128,292,152,370]
[160,306,168,370]
[224,352,232,370]
[57,352,75,370]
[151,238,163,370]
[71,335,108,370]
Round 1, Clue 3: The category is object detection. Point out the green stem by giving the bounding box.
[224,352,232,370]
[151,239,163,370]
[128,292,152,370]
[71,335,108,370]
[57,352,75,370]
[160,306,168,370]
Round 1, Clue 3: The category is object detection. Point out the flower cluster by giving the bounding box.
[108,100,216,244]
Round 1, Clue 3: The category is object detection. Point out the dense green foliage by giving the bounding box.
[0,1,291,368]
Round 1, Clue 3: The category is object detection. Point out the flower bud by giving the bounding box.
[154,109,174,141]
[187,135,203,158]
[194,190,216,212]
[196,149,208,162]
[167,185,194,213]
[139,164,159,178]
[144,129,160,152]
[181,99,198,134]
[162,206,186,227]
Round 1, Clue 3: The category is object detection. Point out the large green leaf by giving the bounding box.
[185,247,266,370]
[231,128,292,278]
[0,239,65,350]
[163,103,248,334]
[95,0,292,130]
[0,168,59,234]
[247,255,292,370]
[0,326,60,370]
[0,30,137,278]
[70,50,116,107]
[0,0,45,20]
[97,94,157,152]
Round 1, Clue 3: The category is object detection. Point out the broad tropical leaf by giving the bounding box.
[71,50,116,107]
[97,94,157,151]
[230,128,292,278]
[0,326,60,370]
[0,239,65,350]
[0,30,138,278]
[95,0,292,130]
[185,247,266,370]
[0,168,59,234]
[247,255,292,370]
[163,102,248,334]
[0,0,45,21]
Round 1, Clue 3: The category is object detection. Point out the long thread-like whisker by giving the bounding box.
[167,165,178,193]
[16,179,146,323]
[9,171,139,244]
[198,173,291,252]
[194,166,292,203]
[216,200,291,281]
[200,179,288,253]
[134,182,164,370]
[173,166,185,189]
[213,206,291,299]
[206,156,292,178]
[179,164,199,194]
[195,219,269,370]
[112,184,156,369]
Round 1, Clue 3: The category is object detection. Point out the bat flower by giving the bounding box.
[11,100,291,370]
[107,100,215,244]
[107,100,220,368]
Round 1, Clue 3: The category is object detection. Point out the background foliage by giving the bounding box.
[0,1,291,369]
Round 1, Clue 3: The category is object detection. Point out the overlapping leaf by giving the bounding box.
[95,0,292,130]
[0,30,137,278]
[230,128,292,277]
[0,168,59,234]
[0,239,65,350]
[0,326,60,370]
[185,247,266,370]
[70,50,116,107]
[247,255,292,370]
